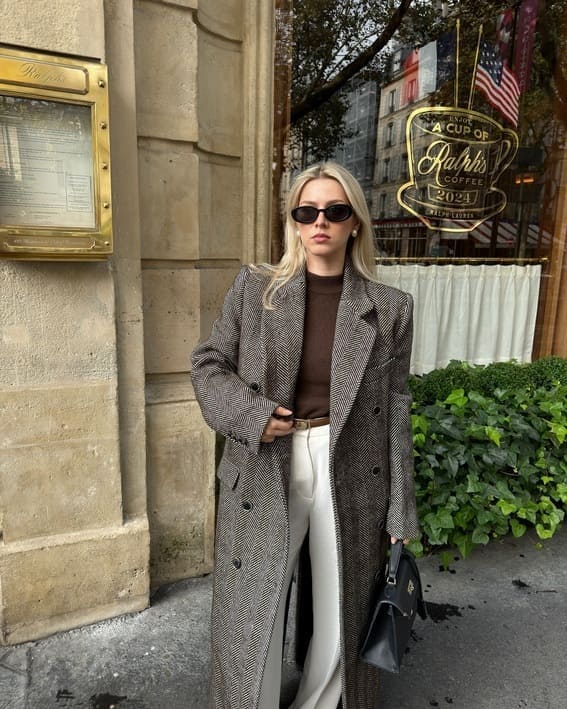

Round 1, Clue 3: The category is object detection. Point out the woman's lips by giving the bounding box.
[312,233,330,242]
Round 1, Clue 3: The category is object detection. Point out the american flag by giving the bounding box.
[475,40,520,127]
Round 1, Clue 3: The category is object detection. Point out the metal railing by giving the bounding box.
[375,256,548,265]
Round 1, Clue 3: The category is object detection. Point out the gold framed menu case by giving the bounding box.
[0,45,112,260]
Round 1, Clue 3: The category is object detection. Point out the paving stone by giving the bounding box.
[0,647,29,709]
[4,526,567,709]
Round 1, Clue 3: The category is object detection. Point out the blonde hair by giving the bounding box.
[257,162,377,308]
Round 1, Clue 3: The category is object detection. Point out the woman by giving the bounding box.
[191,161,419,709]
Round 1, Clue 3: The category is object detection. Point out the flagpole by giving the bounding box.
[509,1,521,69]
[455,18,460,106]
[468,24,484,110]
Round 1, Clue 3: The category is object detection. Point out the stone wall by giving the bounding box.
[134,0,273,587]
[0,0,274,642]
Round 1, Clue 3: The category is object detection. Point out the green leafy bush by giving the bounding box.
[409,357,567,407]
[409,360,475,405]
[528,355,567,388]
[470,360,533,397]
[409,364,567,559]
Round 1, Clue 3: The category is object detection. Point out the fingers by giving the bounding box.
[261,407,294,443]
[391,536,411,545]
[262,417,294,439]
[273,406,293,418]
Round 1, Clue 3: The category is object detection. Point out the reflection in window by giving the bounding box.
[0,95,94,229]
[388,89,396,114]
[401,153,408,179]
[0,124,22,181]
[392,49,402,75]
[274,1,567,360]
[384,122,394,147]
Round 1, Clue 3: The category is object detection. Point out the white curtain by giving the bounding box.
[375,264,542,375]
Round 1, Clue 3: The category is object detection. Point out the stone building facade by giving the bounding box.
[0,0,275,644]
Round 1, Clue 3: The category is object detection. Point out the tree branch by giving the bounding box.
[291,0,415,124]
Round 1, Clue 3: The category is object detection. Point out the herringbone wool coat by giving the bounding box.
[191,258,419,709]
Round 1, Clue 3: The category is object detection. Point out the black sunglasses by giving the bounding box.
[291,204,353,224]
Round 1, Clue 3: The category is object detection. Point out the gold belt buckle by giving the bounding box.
[294,419,309,430]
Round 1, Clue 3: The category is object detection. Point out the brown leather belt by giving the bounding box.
[293,416,330,430]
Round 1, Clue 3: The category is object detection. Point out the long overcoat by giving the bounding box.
[191,259,419,709]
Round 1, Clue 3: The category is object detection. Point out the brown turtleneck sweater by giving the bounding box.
[294,270,344,419]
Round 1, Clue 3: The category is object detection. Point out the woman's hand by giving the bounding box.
[391,536,410,545]
[261,406,295,443]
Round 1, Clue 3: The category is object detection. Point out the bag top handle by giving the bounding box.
[386,540,404,585]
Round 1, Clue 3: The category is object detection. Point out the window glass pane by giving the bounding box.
[0,96,95,229]
[273,0,567,363]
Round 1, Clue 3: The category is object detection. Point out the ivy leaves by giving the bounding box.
[409,374,567,559]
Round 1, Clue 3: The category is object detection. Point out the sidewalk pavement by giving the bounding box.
[2,524,566,709]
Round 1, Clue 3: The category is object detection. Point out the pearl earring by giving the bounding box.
[352,229,358,238]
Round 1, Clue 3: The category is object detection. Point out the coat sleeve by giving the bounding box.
[385,291,420,540]
[190,266,280,455]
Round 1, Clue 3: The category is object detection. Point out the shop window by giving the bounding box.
[273,1,567,364]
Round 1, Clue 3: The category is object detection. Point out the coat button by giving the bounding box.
[371,465,381,476]
[232,557,242,569]
[242,501,253,511]
[249,382,260,392]
[373,405,381,415]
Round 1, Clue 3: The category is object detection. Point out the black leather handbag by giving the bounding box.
[360,540,427,673]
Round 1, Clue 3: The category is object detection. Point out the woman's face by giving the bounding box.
[294,177,359,275]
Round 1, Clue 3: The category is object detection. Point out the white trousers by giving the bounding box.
[259,425,342,709]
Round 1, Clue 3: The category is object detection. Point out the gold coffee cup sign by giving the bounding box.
[397,107,519,232]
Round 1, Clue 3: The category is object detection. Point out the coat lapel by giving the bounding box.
[329,260,379,457]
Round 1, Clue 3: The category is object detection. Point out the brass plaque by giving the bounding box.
[0,54,88,94]
[0,45,112,260]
